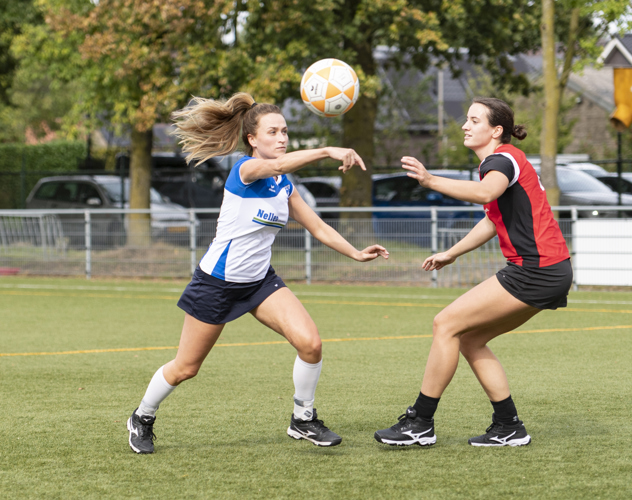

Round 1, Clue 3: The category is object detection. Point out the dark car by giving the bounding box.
[371,170,484,246]
[115,152,228,219]
[595,172,632,196]
[26,175,194,247]
[534,166,632,217]
[298,176,341,218]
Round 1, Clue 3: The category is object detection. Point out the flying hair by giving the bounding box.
[171,92,283,163]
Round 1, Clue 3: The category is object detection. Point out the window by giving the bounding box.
[54,182,79,202]
[78,184,102,204]
[303,182,338,198]
[374,177,432,202]
[34,183,59,200]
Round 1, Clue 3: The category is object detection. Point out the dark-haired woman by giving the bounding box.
[375,97,572,447]
[127,93,389,453]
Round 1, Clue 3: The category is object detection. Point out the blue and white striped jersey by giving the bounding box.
[199,156,294,282]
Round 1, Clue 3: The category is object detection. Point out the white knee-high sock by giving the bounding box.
[136,365,176,417]
[293,356,322,421]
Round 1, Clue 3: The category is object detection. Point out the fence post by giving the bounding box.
[85,210,92,280]
[189,210,197,276]
[305,228,312,285]
[20,152,26,209]
[431,207,438,288]
[39,214,47,257]
[571,206,578,291]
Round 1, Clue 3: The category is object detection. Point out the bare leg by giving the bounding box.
[420,276,539,398]
[250,287,322,363]
[250,288,342,445]
[162,313,225,386]
[459,307,539,401]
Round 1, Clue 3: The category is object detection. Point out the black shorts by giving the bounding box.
[496,259,573,310]
[177,266,287,325]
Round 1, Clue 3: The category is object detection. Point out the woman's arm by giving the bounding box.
[401,156,508,205]
[288,190,389,262]
[241,148,365,184]
[422,216,497,271]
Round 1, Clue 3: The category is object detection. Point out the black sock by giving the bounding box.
[412,392,440,420]
[491,395,519,425]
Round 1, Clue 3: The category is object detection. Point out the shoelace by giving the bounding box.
[393,412,415,429]
[138,420,157,442]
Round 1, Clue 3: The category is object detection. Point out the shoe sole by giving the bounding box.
[468,435,531,447]
[287,426,342,447]
[127,416,153,454]
[374,433,437,447]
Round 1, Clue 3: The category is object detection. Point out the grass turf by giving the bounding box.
[1,276,631,499]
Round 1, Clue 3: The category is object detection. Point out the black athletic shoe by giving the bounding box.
[374,406,436,446]
[127,409,157,454]
[287,409,342,447]
[468,413,531,447]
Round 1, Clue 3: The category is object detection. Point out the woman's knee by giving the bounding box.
[432,313,457,342]
[295,331,322,358]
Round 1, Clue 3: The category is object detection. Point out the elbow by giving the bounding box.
[477,190,499,205]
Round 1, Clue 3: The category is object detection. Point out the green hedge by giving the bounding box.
[0,141,87,209]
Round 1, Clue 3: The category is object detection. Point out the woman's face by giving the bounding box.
[462,103,502,150]
[249,113,288,159]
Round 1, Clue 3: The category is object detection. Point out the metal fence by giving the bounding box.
[1,207,632,287]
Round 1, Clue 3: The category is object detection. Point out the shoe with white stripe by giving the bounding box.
[287,409,342,447]
[374,407,436,447]
[127,408,157,454]
[468,413,531,447]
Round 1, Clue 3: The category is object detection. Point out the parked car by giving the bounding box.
[142,152,318,217]
[26,175,196,247]
[594,172,632,195]
[371,170,484,246]
[528,157,609,178]
[298,176,342,218]
[533,166,632,217]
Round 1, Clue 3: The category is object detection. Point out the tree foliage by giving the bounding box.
[240,0,542,208]
[540,0,632,207]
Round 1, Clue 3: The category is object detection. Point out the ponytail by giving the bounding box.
[171,92,283,163]
[512,124,527,141]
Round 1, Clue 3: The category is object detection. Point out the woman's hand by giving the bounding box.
[401,156,432,187]
[326,147,366,173]
[422,251,456,271]
[353,244,389,262]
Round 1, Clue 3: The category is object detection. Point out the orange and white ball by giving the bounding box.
[300,59,360,117]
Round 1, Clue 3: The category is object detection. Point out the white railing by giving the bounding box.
[1,206,631,287]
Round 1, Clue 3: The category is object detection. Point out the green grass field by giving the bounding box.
[1,276,631,499]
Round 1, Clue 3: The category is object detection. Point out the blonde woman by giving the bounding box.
[127,93,389,453]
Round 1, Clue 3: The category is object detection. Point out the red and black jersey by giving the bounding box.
[479,144,570,268]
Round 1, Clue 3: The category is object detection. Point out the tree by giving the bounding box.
[540,0,632,208]
[240,0,542,213]
[16,0,241,244]
[0,0,52,143]
[440,69,577,166]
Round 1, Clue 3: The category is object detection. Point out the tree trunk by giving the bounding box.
[340,38,376,226]
[539,0,560,212]
[128,128,153,247]
[341,94,377,208]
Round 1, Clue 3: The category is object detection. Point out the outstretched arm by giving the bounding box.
[401,156,509,205]
[422,216,497,271]
[241,148,365,184]
[288,190,389,262]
